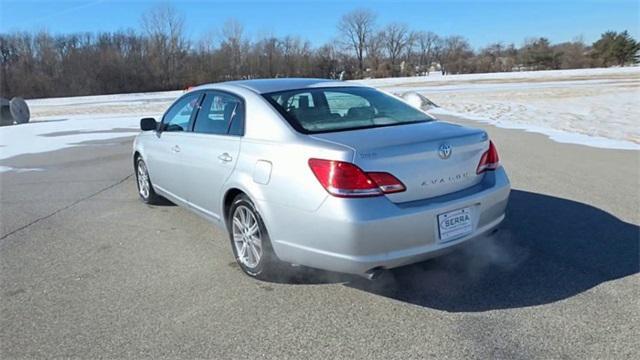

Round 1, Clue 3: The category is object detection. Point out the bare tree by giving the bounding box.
[439,35,473,74]
[281,36,312,76]
[4,8,636,99]
[383,23,410,76]
[219,19,248,78]
[472,42,519,72]
[554,39,591,69]
[338,9,376,78]
[253,35,282,77]
[415,31,440,74]
[141,3,184,40]
[313,43,339,78]
[365,31,386,76]
[221,19,243,46]
[403,31,418,74]
[140,3,188,88]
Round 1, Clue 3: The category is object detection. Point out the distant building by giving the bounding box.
[416,62,442,76]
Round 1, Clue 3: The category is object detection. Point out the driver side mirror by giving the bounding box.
[140,117,158,131]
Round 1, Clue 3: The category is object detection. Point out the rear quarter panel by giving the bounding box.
[223,137,353,222]
[217,87,354,232]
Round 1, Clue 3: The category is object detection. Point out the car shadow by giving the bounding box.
[279,190,639,311]
[263,266,354,285]
[148,196,177,207]
[346,189,639,311]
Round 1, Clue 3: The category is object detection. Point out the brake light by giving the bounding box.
[367,172,406,194]
[476,140,500,174]
[308,159,405,198]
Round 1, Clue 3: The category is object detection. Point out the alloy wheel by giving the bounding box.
[137,160,150,199]
[232,205,263,268]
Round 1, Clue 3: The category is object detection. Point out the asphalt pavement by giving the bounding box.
[1,117,638,359]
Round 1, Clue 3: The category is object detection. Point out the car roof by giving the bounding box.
[193,78,367,94]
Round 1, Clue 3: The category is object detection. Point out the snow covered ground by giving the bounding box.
[0,115,142,161]
[357,67,639,150]
[0,67,638,171]
[26,90,181,118]
[0,91,179,169]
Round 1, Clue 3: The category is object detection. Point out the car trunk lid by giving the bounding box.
[310,121,489,203]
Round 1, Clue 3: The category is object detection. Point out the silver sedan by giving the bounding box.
[133,79,510,279]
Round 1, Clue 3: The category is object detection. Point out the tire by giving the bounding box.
[135,157,162,204]
[228,194,280,280]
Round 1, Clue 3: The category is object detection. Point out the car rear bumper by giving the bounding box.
[259,167,510,276]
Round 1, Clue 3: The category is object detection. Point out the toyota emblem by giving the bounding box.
[438,143,452,159]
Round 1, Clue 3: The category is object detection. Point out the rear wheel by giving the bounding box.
[135,158,161,204]
[228,194,280,279]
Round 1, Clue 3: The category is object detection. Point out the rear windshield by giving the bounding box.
[263,87,433,134]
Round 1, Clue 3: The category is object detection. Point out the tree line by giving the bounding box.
[1,6,638,99]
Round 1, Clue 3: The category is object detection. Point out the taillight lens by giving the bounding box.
[308,159,405,198]
[367,172,406,194]
[476,140,500,174]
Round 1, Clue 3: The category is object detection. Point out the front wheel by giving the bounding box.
[228,194,281,280]
[135,158,162,204]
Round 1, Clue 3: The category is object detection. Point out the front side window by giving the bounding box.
[193,92,243,135]
[163,93,201,132]
[264,87,432,134]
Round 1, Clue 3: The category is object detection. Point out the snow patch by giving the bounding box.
[428,107,640,150]
[359,67,639,150]
[0,166,45,173]
[0,115,143,160]
[355,66,639,87]
[0,67,636,163]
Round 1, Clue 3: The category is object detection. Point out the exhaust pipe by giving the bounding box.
[364,267,385,281]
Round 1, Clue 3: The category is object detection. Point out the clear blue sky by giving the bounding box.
[1,0,638,49]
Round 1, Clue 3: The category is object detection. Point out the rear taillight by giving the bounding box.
[308,158,405,198]
[476,140,500,174]
[367,172,406,194]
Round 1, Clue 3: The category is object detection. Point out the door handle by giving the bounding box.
[218,153,233,162]
[171,145,181,153]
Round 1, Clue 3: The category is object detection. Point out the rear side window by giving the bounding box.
[264,87,432,134]
[193,92,243,135]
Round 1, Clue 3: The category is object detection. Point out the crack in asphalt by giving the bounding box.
[0,174,133,242]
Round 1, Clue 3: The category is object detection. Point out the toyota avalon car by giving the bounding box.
[133,78,510,280]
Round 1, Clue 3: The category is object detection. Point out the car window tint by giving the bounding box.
[325,91,371,117]
[264,87,432,134]
[227,102,244,136]
[286,92,314,110]
[163,94,200,132]
[193,92,243,135]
